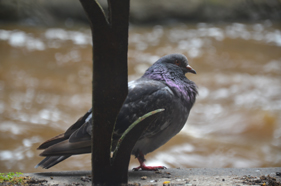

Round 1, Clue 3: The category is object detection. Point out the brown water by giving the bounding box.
[0,22,281,173]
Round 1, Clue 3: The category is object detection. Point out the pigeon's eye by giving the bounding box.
[175,60,180,66]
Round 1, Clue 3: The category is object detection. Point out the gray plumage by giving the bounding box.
[36,53,197,169]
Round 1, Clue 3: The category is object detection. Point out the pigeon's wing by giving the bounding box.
[37,79,177,168]
[113,78,193,156]
[113,78,177,141]
[39,78,171,151]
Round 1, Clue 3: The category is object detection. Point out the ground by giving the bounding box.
[3,167,279,186]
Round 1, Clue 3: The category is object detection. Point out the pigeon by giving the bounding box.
[36,53,197,170]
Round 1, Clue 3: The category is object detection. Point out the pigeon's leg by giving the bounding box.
[132,151,166,171]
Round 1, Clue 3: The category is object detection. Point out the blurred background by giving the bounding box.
[0,0,281,173]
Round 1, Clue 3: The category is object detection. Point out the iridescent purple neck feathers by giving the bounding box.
[142,62,197,108]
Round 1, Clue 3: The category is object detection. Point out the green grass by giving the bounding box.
[0,172,25,185]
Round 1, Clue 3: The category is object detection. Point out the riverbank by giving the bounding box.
[21,167,281,186]
[0,0,281,26]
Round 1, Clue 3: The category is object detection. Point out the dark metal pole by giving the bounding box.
[79,1,165,185]
[79,0,129,184]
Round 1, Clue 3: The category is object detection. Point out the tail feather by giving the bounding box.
[37,133,66,150]
[35,155,71,169]
[36,108,93,169]
[37,109,92,150]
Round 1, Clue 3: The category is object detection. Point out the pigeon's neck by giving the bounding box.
[164,74,197,106]
[143,68,197,107]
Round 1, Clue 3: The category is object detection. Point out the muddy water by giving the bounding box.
[0,22,281,173]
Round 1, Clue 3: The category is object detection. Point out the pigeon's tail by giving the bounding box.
[35,155,71,169]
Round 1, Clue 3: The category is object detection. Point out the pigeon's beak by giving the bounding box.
[186,65,196,74]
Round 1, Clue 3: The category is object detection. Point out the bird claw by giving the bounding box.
[133,151,167,171]
[133,165,167,171]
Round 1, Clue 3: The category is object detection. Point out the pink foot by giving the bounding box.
[133,151,167,171]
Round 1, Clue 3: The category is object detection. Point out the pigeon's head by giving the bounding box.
[157,54,196,75]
